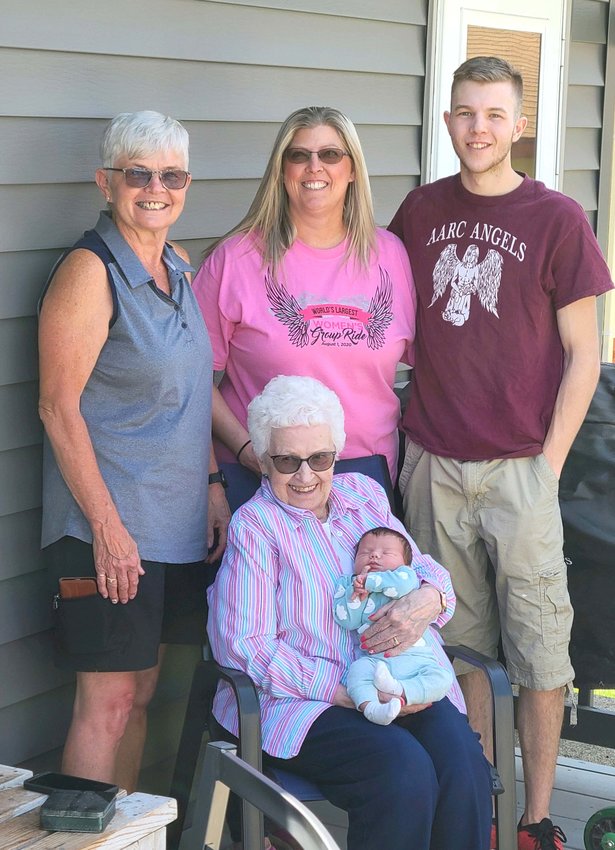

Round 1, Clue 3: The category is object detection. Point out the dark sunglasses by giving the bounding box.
[105,167,190,190]
[268,451,336,474]
[284,147,350,165]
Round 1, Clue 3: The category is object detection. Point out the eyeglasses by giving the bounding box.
[284,147,350,165]
[105,167,190,190]
[268,451,336,474]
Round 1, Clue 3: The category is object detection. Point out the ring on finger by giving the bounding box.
[106,577,117,583]
[392,636,400,647]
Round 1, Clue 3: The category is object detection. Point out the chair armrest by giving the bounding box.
[444,644,512,704]
[214,664,262,772]
[209,664,264,850]
[444,644,517,850]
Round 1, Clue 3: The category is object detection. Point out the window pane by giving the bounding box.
[467,26,541,178]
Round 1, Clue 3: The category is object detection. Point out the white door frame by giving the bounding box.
[426,0,567,188]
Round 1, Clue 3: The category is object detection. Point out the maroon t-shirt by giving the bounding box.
[389,174,613,460]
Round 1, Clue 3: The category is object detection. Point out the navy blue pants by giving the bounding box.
[264,698,492,850]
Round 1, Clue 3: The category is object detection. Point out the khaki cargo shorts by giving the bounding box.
[399,440,574,690]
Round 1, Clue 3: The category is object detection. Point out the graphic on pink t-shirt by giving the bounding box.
[430,243,503,327]
[265,266,394,349]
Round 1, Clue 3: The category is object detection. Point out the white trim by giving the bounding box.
[428,0,565,188]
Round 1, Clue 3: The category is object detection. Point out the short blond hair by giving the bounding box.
[452,56,523,118]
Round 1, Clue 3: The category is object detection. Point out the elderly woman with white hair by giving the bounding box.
[208,375,492,850]
[38,110,229,790]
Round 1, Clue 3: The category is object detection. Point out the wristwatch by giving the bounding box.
[208,470,228,489]
[436,588,447,614]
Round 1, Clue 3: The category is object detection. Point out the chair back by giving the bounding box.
[220,454,395,514]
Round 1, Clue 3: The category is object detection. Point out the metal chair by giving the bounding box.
[169,455,517,850]
[190,740,341,850]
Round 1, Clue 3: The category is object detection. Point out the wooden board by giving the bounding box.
[0,790,176,850]
[0,767,32,790]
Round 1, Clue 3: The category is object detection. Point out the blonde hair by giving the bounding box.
[204,106,376,271]
[452,56,524,118]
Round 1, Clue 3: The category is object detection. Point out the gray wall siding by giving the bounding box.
[2,0,610,789]
[0,0,427,786]
[564,0,613,237]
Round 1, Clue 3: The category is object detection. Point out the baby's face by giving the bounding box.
[354,533,407,574]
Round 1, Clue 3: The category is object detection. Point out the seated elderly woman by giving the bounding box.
[207,375,492,850]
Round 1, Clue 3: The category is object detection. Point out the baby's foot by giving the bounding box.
[363,698,402,725]
[374,661,403,696]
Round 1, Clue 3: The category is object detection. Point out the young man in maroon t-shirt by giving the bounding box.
[387,56,613,850]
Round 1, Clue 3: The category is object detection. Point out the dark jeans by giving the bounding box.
[223,698,492,850]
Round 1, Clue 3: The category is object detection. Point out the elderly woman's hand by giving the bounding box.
[92,517,144,604]
[360,584,442,656]
[376,689,433,716]
[332,684,356,709]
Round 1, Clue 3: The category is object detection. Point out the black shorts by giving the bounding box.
[45,536,212,672]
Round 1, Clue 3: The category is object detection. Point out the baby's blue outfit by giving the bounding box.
[333,566,453,706]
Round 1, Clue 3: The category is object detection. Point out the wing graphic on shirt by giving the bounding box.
[429,243,503,326]
[264,271,309,347]
[366,267,394,350]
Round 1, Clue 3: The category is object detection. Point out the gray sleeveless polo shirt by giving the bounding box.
[41,211,213,562]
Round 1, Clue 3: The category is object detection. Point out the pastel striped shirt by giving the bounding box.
[207,472,465,758]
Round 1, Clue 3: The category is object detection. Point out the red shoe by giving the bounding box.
[517,818,567,849]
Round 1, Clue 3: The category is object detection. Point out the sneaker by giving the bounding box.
[517,818,567,850]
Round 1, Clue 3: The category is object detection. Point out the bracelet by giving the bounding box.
[235,439,252,463]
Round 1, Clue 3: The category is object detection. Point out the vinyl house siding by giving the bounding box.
[0,0,613,791]
[0,0,429,790]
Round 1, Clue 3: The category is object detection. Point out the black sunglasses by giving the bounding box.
[105,167,190,190]
[268,451,336,474]
[284,147,350,165]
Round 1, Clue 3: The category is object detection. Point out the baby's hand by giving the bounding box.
[351,574,369,602]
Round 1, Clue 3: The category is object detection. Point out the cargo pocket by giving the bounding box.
[54,594,129,655]
[539,560,572,653]
[533,453,560,496]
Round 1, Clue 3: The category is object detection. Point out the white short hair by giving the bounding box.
[247,375,346,460]
[100,110,189,169]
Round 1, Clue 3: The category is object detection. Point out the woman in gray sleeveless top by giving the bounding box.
[38,111,229,791]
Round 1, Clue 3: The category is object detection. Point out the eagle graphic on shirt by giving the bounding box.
[430,244,503,326]
[265,267,394,349]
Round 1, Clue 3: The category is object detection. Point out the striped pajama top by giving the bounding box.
[207,472,465,759]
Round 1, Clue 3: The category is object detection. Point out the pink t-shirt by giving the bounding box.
[194,229,416,480]
[389,175,614,460]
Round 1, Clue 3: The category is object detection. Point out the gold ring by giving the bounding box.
[106,577,117,583]
[392,636,399,647]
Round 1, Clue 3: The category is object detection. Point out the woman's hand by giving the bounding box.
[212,385,262,476]
[238,441,262,476]
[206,482,231,562]
[332,684,355,709]
[92,517,144,604]
[376,689,432,716]
[360,584,442,656]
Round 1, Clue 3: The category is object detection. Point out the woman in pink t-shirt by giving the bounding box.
[196,106,416,482]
